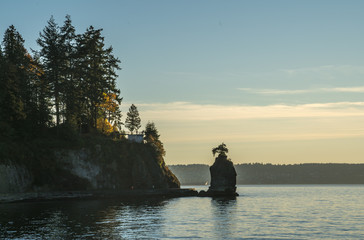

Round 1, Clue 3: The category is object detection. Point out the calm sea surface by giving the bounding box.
[1,185,364,239]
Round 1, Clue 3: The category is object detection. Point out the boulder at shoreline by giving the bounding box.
[198,150,238,197]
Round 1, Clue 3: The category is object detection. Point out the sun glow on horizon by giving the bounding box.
[120,101,364,165]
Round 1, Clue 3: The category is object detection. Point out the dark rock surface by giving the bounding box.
[0,138,180,194]
[199,154,238,197]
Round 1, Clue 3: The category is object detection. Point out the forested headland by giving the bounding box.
[169,163,364,185]
[0,16,179,193]
[0,15,123,137]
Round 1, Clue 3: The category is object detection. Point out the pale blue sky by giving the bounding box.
[2,1,364,164]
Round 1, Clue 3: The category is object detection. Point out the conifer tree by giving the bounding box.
[60,15,78,126]
[103,45,122,127]
[24,52,50,128]
[125,104,141,134]
[144,121,165,156]
[76,26,121,130]
[1,25,27,125]
[212,143,229,157]
[2,26,51,131]
[37,16,63,126]
[0,47,5,122]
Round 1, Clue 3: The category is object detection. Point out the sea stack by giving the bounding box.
[199,143,238,197]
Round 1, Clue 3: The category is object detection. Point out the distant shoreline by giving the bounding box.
[169,163,364,185]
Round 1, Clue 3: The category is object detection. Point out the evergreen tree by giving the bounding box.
[144,121,160,142]
[212,143,229,157]
[37,16,63,126]
[77,26,105,129]
[76,26,121,130]
[1,25,51,132]
[103,45,122,128]
[59,15,78,127]
[144,121,165,156]
[25,52,50,128]
[125,104,141,134]
[0,47,6,122]
[0,47,3,78]
[0,26,27,125]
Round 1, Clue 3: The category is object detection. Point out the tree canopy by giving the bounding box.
[125,104,141,134]
[0,16,122,136]
[144,121,166,160]
[212,143,229,157]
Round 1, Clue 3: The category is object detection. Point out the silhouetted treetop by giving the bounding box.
[125,104,141,134]
[212,143,229,157]
[1,15,122,136]
[144,121,166,158]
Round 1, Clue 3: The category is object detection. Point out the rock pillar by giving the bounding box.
[199,153,238,197]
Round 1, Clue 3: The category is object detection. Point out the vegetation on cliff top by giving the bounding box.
[0,16,179,191]
[0,15,124,139]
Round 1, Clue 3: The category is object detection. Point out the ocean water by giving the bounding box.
[1,185,364,239]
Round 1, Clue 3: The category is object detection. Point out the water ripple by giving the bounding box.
[1,185,364,239]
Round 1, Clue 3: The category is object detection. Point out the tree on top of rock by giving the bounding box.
[144,121,165,157]
[212,143,229,157]
[125,104,141,134]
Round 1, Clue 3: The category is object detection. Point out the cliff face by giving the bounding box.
[0,164,33,193]
[0,137,180,193]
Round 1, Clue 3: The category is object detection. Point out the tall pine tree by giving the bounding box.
[1,26,51,132]
[0,46,6,123]
[1,26,27,126]
[37,16,63,127]
[59,15,78,127]
[125,104,141,134]
[76,26,121,130]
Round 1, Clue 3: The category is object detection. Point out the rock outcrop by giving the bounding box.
[199,153,238,197]
[0,136,180,193]
[0,164,33,193]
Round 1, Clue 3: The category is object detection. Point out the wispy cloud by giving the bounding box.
[122,101,364,164]
[127,101,364,122]
[238,88,315,95]
[280,65,364,75]
[330,86,364,93]
[238,86,364,95]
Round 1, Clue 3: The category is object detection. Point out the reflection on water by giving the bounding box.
[0,199,168,239]
[1,185,364,239]
[211,197,237,239]
[94,200,166,239]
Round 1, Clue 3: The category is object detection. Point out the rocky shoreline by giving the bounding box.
[0,188,199,204]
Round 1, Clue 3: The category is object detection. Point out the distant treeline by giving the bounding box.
[168,163,364,185]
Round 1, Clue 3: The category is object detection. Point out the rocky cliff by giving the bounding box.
[198,154,238,197]
[0,136,180,193]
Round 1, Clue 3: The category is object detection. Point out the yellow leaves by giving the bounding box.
[97,117,113,135]
[25,53,44,77]
[99,92,118,113]
[96,92,121,135]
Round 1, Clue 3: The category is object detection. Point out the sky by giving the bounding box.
[2,0,364,165]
